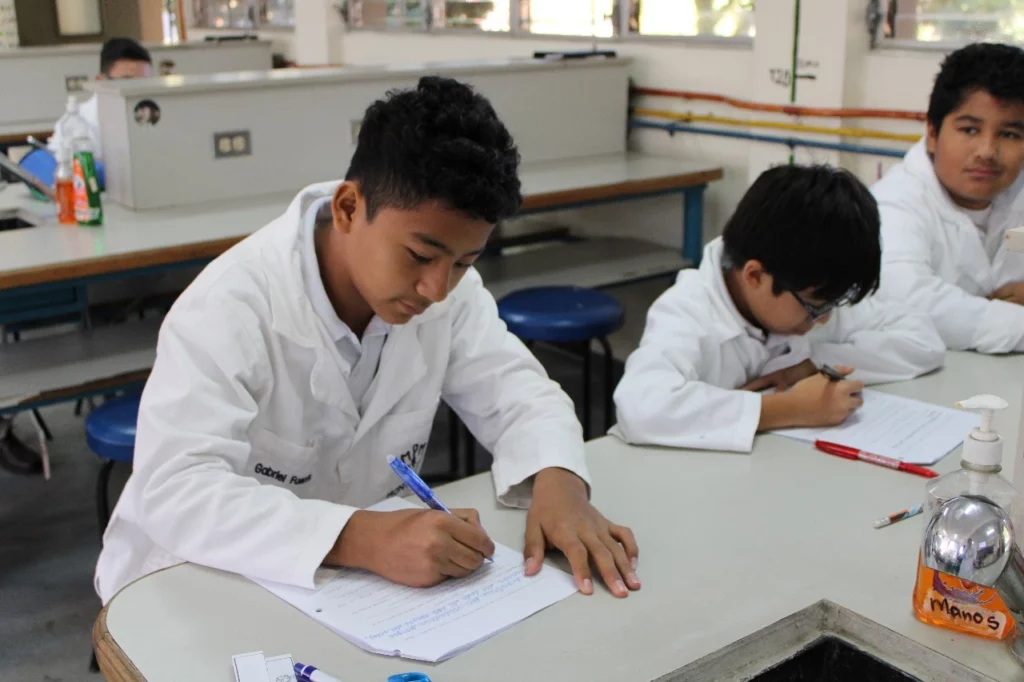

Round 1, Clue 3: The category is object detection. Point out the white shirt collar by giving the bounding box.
[300,197,390,348]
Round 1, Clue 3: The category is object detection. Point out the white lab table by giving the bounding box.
[94,350,1024,682]
[0,153,721,290]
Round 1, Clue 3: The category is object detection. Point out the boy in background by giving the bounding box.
[874,43,1024,353]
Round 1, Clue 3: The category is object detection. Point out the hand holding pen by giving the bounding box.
[321,458,495,588]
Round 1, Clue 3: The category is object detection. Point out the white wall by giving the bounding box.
[196,1,950,249]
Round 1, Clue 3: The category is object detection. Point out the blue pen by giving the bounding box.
[386,455,493,563]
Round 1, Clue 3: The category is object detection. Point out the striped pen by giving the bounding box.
[873,504,923,529]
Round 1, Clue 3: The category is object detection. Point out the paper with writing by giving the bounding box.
[773,389,980,465]
[254,497,577,662]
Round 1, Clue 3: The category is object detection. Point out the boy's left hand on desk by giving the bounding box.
[523,467,641,599]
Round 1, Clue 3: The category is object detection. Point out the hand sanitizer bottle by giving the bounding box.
[912,395,1019,639]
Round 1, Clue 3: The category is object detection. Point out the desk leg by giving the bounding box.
[682,185,708,266]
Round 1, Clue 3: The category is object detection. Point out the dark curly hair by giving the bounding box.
[928,42,1024,130]
[344,76,522,225]
[722,164,881,306]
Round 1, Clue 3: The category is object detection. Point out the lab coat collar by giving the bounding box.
[256,182,441,423]
[700,239,765,343]
[260,182,446,350]
[902,139,1024,288]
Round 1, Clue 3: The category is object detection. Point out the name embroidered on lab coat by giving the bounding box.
[254,462,311,485]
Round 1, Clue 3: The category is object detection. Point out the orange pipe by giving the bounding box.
[632,86,926,122]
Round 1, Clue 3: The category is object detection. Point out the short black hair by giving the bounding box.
[722,164,881,305]
[928,42,1024,130]
[345,76,522,224]
[100,38,152,76]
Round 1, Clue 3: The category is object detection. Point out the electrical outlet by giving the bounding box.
[65,75,88,92]
[213,130,252,159]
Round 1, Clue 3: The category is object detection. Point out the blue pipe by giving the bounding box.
[630,118,907,159]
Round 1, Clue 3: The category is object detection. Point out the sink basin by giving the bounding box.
[0,215,34,230]
[655,600,996,682]
[751,636,919,681]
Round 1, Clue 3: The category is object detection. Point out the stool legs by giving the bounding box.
[96,459,116,540]
[598,336,617,431]
[580,340,593,439]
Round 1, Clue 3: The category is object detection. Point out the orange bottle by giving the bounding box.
[54,151,76,225]
[911,394,1016,640]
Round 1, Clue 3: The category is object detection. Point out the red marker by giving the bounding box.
[814,440,939,479]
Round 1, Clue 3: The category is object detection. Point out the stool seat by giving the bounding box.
[497,286,624,342]
[85,391,141,463]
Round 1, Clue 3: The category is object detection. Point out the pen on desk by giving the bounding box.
[295,662,343,682]
[386,455,493,563]
[814,440,939,479]
[819,364,846,382]
[873,504,924,529]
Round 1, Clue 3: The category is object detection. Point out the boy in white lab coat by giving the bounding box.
[613,165,944,453]
[48,37,153,162]
[873,43,1024,353]
[95,77,640,604]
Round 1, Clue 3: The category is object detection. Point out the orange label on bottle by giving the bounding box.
[913,559,1014,640]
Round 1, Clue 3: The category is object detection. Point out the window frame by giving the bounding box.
[346,0,755,45]
[190,0,297,31]
[873,0,1024,52]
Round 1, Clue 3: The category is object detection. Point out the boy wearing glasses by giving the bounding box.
[612,164,944,453]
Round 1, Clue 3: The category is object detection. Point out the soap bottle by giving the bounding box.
[912,394,1018,640]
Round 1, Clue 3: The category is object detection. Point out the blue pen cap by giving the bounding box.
[388,674,432,682]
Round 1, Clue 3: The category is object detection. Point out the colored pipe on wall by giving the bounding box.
[633,108,921,143]
[631,87,927,122]
[630,118,907,159]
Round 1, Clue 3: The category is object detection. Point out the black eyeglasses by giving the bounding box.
[789,288,855,322]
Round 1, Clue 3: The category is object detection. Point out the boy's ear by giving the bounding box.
[740,259,769,290]
[926,121,939,156]
[332,181,360,235]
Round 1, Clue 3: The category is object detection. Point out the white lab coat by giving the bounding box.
[94,182,590,605]
[873,139,1024,352]
[47,95,103,161]
[611,239,945,453]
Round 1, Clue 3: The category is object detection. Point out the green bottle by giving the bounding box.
[72,150,103,226]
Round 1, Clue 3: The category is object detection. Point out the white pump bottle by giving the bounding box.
[924,394,1017,517]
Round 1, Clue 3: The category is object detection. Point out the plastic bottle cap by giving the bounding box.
[956,394,1007,467]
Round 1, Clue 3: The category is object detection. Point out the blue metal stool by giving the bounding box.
[498,286,625,439]
[85,391,141,538]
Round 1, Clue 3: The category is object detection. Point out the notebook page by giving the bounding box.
[254,497,578,662]
[773,389,979,464]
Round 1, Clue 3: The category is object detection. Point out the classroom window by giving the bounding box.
[628,0,755,38]
[438,1,510,30]
[882,0,1024,44]
[347,0,755,37]
[191,0,296,29]
[519,0,617,37]
[349,0,429,29]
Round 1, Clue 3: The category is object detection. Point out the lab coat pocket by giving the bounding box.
[251,428,320,460]
[248,428,319,490]
[374,406,437,472]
